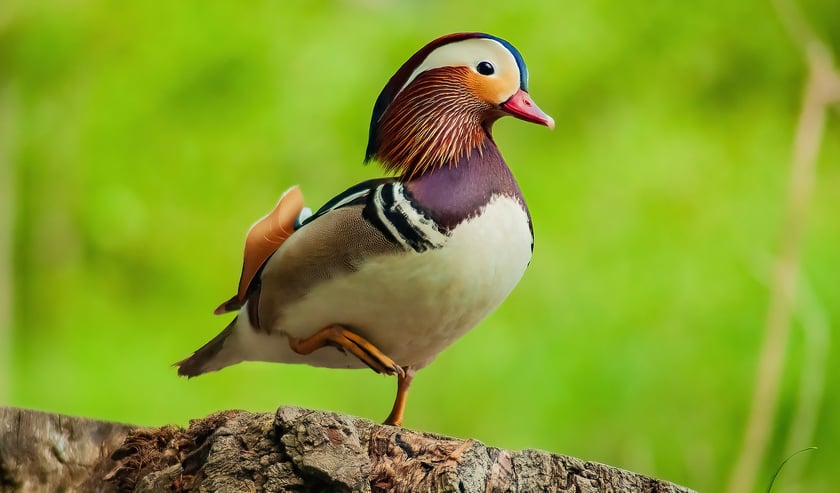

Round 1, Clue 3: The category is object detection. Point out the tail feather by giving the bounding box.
[176,318,240,377]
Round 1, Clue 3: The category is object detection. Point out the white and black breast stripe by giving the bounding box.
[364,183,449,252]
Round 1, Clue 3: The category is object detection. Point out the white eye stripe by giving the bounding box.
[398,38,520,98]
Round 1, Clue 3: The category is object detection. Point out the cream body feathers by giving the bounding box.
[206,195,532,372]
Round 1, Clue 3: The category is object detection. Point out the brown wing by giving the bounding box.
[256,202,405,333]
[214,185,304,314]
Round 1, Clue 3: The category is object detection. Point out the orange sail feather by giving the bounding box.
[214,185,304,314]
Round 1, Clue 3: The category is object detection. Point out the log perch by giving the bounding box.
[0,406,696,492]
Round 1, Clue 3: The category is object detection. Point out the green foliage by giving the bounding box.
[3,1,839,492]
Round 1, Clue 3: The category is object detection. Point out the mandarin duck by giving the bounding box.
[177,32,553,426]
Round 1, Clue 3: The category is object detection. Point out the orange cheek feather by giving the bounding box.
[465,70,519,105]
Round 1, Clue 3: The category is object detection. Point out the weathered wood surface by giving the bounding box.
[0,405,696,492]
[0,406,131,492]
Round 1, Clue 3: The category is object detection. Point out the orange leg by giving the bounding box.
[288,325,404,378]
[383,367,415,427]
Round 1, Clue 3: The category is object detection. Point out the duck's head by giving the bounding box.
[365,32,553,179]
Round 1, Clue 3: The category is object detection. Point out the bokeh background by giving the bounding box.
[2,1,839,492]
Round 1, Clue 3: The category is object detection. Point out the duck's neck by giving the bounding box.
[372,67,492,179]
[405,140,527,230]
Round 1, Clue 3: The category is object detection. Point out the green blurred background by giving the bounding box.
[2,1,839,491]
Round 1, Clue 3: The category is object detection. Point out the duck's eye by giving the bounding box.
[476,61,495,76]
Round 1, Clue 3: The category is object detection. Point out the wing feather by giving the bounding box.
[214,178,400,316]
[214,185,304,314]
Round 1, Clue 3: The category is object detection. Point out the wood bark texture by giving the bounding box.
[0,406,696,493]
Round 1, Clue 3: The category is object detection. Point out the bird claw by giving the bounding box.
[289,325,403,378]
[353,340,403,378]
[387,363,406,379]
[288,326,411,426]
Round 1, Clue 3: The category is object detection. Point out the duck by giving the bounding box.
[176,32,553,426]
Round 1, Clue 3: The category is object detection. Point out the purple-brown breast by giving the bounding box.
[405,141,529,232]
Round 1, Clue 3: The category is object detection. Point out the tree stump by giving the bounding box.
[0,406,696,492]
